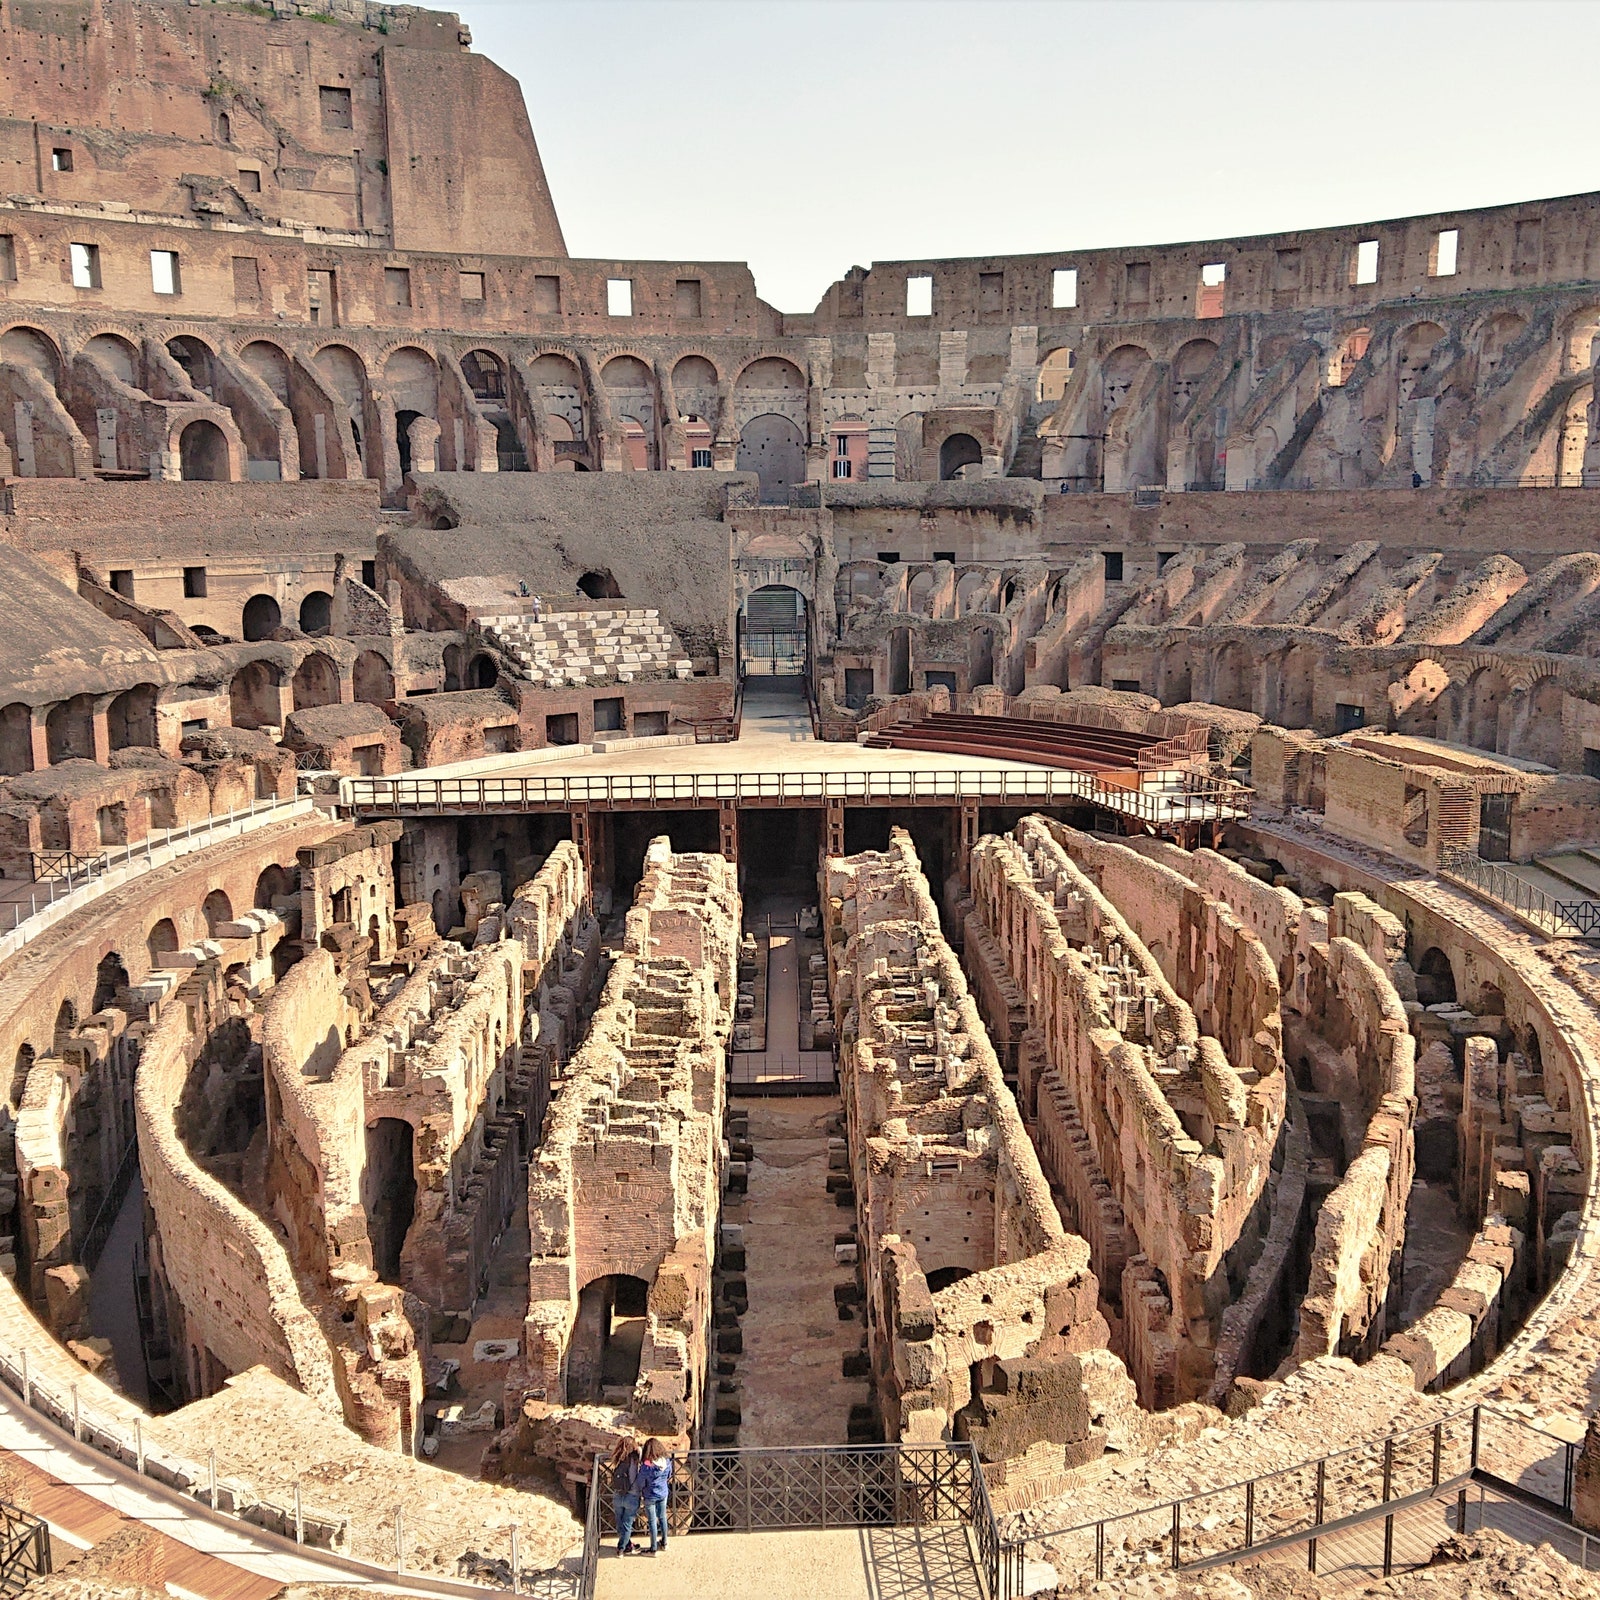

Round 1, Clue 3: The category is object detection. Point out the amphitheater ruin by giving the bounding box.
[3,3,1600,1596]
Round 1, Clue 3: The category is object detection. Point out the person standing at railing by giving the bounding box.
[637,1437,673,1555]
[609,1437,643,1556]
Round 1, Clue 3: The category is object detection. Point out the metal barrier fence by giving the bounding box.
[1439,846,1600,939]
[2,795,313,934]
[727,1052,837,1095]
[0,1499,50,1596]
[79,1137,139,1271]
[579,1443,1004,1598]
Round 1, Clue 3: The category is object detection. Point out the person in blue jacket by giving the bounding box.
[636,1437,674,1555]
[608,1437,643,1555]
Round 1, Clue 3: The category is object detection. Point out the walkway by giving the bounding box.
[592,1524,980,1600]
[85,1171,149,1406]
[735,1096,870,1447]
[740,680,814,744]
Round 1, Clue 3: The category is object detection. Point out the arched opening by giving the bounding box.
[352,651,394,704]
[241,340,291,403]
[292,652,339,711]
[8,1044,33,1106]
[0,326,61,383]
[395,409,421,477]
[1278,645,1318,730]
[242,594,281,642]
[461,350,505,402]
[939,433,983,480]
[577,570,622,600]
[85,334,138,386]
[1037,347,1076,405]
[617,417,649,472]
[53,998,77,1053]
[1519,677,1565,767]
[230,659,283,729]
[1170,339,1220,410]
[1212,643,1254,713]
[298,591,332,635]
[468,654,499,690]
[1328,328,1373,388]
[1465,667,1506,752]
[146,917,179,966]
[1414,947,1457,1007]
[570,1274,650,1403]
[1398,322,1446,407]
[254,863,295,910]
[202,888,233,934]
[956,572,992,616]
[1103,345,1151,413]
[107,685,158,751]
[45,694,95,764]
[179,419,229,482]
[92,952,129,1013]
[736,414,805,503]
[740,584,808,678]
[926,1267,972,1293]
[167,335,214,396]
[365,1117,416,1282]
[907,571,936,615]
[968,626,995,689]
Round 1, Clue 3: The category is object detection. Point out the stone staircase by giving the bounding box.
[481,608,692,689]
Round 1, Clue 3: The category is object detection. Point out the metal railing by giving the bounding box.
[580,1443,1004,1597]
[727,1052,837,1094]
[1001,1405,1584,1587]
[345,765,1251,823]
[0,794,313,943]
[30,848,106,883]
[0,1499,50,1595]
[1438,845,1600,939]
[79,1137,139,1272]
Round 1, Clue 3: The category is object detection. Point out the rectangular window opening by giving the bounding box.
[232,256,261,302]
[459,271,485,301]
[69,242,100,289]
[238,167,261,193]
[534,274,561,314]
[1156,550,1176,572]
[183,565,207,599]
[1051,267,1079,309]
[383,266,411,307]
[1430,228,1459,278]
[1352,239,1380,286]
[1273,248,1302,293]
[1124,262,1150,304]
[0,235,15,284]
[1197,261,1226,318]
[933,550,956,564]
[109,569,134,598]
[675,278,703,318]
[691,448,713,469]
[307,268,337,326]
[318,85,353,132]
[361,559,377,589]
[1585,748,1600,781]
[877,551,900,565]
[978,270,1004,311]
[606,278,634,317]
[150,250,180,295]
[1103,551,1124,582]
[905,274,933,317]
[51,148,72,173]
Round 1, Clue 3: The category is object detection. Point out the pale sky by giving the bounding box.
[456,0,1600,314]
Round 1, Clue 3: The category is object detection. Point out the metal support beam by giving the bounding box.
[719,800,738,865]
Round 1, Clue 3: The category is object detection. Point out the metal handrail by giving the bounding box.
[344,766,1251,819]
[78,1137,139,1271]
[1438,845,1600,939]
[0,1498,49,1595]
[0,794,310,941]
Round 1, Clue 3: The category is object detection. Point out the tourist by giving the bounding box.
[637,1437,673,1554]
[609,1437,643,1556]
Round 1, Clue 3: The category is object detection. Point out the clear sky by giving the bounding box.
[456,0,1600,314]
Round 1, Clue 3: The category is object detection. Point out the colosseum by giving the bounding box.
[0,4,1599,1598]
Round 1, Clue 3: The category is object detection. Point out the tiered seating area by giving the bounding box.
[481,607,693,688]
[863,712,1168,773]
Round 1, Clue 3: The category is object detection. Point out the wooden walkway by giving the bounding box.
[10,1451,283,1599]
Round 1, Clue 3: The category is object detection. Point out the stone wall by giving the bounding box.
[826,828,1133,1498]
[508,838,736,1493]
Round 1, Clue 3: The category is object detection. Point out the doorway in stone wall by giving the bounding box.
[366,1117,417,1282]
